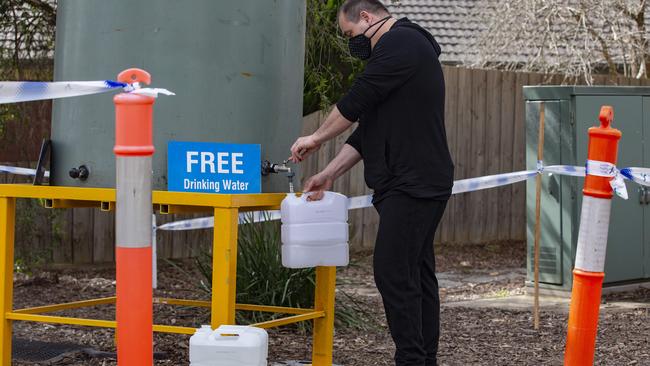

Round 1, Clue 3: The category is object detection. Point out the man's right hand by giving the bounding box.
[288,106,353,163]
[289,134,321,163]
[303,171,333,201]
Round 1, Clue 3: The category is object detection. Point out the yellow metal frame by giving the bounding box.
[0,184,337,366]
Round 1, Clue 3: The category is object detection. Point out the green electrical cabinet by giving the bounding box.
[525,86,650,291]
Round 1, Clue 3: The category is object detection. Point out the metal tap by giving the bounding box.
[261,160,296,193]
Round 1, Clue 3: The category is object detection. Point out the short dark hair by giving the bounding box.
[339,0,390,22]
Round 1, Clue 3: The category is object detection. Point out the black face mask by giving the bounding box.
[347,15,391,60]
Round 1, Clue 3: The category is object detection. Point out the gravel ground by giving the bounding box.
[10,241,650,365]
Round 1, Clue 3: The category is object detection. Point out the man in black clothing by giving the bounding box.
[289,1,454,365]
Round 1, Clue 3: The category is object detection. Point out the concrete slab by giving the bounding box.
[524,280,650,298]
[443,294,650,314]
[438,268,525,289]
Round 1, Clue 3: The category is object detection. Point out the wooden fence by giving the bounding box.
[299,66,650,250]
[4,66,650,265]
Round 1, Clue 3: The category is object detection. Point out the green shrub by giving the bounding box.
[233,212,315,325]
[173,211,374,330]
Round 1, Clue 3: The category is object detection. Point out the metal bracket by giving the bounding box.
[639,186,648,205]
[33,139,51,186]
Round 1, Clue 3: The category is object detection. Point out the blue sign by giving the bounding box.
[167,141,261,194]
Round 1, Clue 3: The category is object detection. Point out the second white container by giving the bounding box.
[189,325,268,366]
[280,191,349,268]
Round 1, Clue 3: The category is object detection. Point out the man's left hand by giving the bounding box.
[303,171,333,201]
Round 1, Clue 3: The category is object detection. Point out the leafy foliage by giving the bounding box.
[303,0,364,115]
[178,212,374,330]
[0,0,56,150]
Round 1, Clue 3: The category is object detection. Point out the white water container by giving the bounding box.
[280,191,349,268]
[189,325,268,366]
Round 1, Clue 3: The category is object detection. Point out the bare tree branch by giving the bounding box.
[466,0,650,83]
[22,0,56,27]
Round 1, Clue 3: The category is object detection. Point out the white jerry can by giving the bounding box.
[189,325,268,366]
[280,191,349,268]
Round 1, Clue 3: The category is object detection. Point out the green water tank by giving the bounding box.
[51,0,306,192]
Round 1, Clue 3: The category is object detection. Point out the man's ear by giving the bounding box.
[359,10,371,23]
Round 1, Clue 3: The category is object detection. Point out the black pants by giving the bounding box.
[373,194,447,366]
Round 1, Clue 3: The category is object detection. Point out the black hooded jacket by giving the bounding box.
[337,17,454,204]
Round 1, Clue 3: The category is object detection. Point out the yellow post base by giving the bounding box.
[0,197,15,366]
[312,266,336,366]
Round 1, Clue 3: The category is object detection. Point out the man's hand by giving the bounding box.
[303,171,334,201]
[289,134,321,163]
[288,106,353,163]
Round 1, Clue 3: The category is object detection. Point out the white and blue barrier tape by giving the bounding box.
[154,161,650,232]
[156,211,282,232]
[146,160,645,288]
[620,167,650,187]
[0,165,49,178]
[2,159,643,230]
[3,158,648,230]
[0,80,174,104]
[1,80,123,104]
[0,78,645,229]
[585,160,627,199]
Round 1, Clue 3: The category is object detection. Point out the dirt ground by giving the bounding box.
[10,241,650,365]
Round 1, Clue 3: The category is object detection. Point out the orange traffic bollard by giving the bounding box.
[564,106,621,366]
[114,68,155,366]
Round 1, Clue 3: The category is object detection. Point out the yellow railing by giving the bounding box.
[0,184,336,366]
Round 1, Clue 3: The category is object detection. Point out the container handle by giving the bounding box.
[301,191,331,203]
[301,192,313,202]
[216,325,248,333]
[209,329,241,342]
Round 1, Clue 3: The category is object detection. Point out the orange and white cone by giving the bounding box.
[564,106,621,366]
[114,68,155,366]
